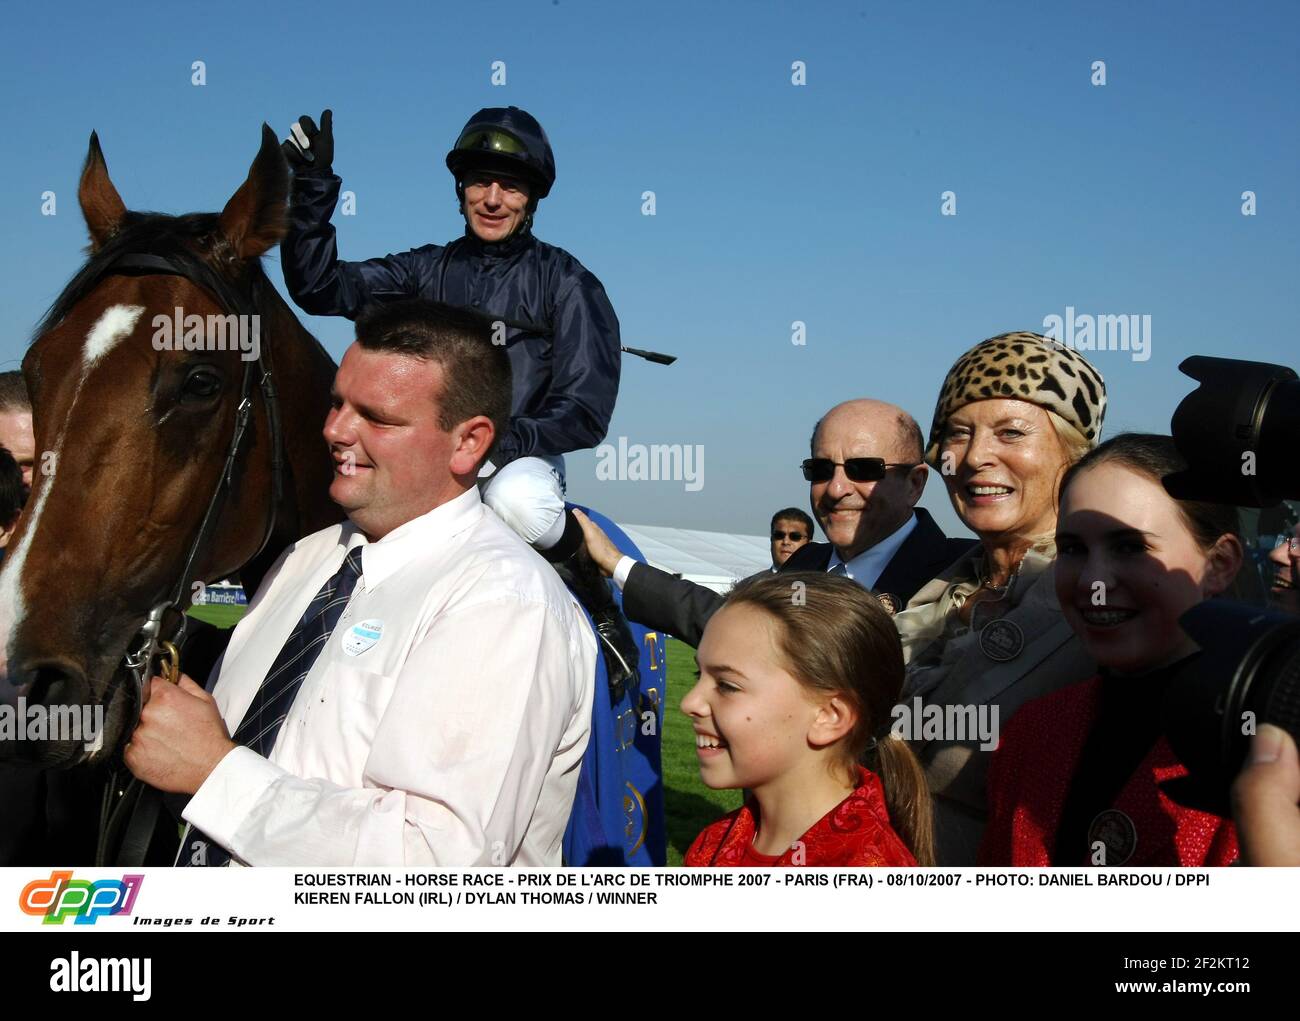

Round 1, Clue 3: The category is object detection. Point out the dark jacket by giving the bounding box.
[622,507,974,647]
[281,171,622,466]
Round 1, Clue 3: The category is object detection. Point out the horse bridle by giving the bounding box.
[88,251,286,749]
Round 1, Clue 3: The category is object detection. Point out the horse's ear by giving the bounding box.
[218,123,289,261]
[79,131,127,251]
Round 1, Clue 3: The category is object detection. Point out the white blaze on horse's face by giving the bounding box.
[0,304,144,685]
[83,303,146,367]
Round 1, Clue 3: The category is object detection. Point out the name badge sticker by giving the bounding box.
[342,619,385,657]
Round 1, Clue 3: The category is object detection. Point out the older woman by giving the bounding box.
[893,332,1106,864]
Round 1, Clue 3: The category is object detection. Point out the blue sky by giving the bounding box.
[2,0,1296,538]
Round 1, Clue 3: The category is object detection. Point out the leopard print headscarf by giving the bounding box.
[924,332,1106,466]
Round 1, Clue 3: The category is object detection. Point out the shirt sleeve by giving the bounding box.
[182,593,583,866]
[611,555,637,591]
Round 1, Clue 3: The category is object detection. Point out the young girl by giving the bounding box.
[682,572,931,866]
[979,433,1244,866]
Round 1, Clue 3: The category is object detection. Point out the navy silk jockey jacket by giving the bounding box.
[281,170,622,467]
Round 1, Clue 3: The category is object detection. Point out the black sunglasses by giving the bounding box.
[801,458,920,483]
[771,530,807,542]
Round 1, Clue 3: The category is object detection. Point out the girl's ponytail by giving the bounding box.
[872,734,934,866]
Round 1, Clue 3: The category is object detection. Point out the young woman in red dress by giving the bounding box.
[979,433,1244,866]
[683,573,931,866]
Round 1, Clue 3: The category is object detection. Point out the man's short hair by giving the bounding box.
[0,371,30,414]
[0,447,23,527]
[896,413,924,465]
[770,507,813,533]
[354,300,512,458]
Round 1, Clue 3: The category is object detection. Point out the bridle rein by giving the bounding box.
[93,251,285,750]
[60,248,288,864]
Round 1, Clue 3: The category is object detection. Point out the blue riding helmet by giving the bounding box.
[446,106,556,201]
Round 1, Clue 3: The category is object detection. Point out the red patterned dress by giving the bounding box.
[684,766,917,866]
[978,675,1239,866]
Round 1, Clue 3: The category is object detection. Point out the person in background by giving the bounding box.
[1266,516,1299,615]
[0,371,33,496]
[894,332,1106,864]
[752,507,812,578]
[783,399,974,605]
[0,401,100,867]
[0,372,33,498]
[0,448,22,555]
[683,573,930,866]
[979,433,1242,866]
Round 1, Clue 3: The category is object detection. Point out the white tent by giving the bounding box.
[618,524,772,594]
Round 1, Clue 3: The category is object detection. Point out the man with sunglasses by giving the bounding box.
[780,400,972,607]
[573,399,974,646]
[764,508,814,573]
[277,105,639,699]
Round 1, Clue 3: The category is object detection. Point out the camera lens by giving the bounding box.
[1161,601,1300,816]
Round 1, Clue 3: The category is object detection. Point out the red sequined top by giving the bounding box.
[684,766,917,866]
[978,675,1239,866]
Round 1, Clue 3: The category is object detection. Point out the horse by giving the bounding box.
[0,125,339,780]
[0,126,665,865]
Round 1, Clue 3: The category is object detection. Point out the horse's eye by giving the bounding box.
[182,369,221,399]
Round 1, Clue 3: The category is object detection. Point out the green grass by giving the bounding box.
[183,606,731,864]
[187,603,246,629]
[661,638,742,864]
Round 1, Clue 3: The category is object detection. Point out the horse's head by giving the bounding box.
[0,125,330,766]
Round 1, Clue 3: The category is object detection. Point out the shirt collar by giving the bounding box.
[827,512,918,589]
[340,486,483,592]
[461,223,536,259]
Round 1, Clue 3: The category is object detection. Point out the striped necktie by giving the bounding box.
[828,561,849,577]
[178,547,365,867]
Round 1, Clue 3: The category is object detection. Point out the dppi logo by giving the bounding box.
[19,871,144,925]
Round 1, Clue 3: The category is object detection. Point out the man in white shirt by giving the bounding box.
[124,299,596,866]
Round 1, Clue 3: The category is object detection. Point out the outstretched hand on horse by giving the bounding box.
[123,674,236,795]
[571,508,623,578]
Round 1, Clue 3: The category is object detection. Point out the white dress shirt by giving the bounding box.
[824,512,918,590]
[182,486,596,867]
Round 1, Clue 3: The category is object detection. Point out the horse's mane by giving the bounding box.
[32,211,332,367]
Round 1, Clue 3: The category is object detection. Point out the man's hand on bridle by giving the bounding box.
[124,672,236,796]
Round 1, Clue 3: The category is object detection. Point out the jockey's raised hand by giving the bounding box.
[281,110,334,171]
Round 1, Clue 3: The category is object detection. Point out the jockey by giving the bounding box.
[278,106,639,701]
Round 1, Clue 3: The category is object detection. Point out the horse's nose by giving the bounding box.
[0,658,97,765]
[13,657,91,711]
[0,660,33,710]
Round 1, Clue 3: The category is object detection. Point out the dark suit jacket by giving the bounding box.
[622,507,974,647]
